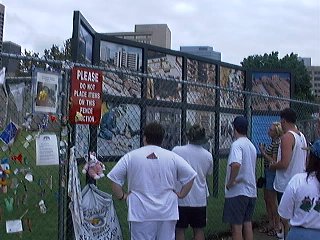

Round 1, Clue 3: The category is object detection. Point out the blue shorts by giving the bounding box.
[287,226,320,240]
[222,195,256,224]
[264,168,276,190]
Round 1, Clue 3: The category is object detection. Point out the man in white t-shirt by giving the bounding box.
[107,122,197,240]
[172,124,213,240]
[222,116,257,240]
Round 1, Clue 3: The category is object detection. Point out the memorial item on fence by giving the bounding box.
[35,134,59,166]
[5,209,28,234]
[68,147,123,240]
[4,197,13,212]
[38,114,49,131]
[0,121,19,146]
[6,219,23,233]
[49,113,57,122]
[80,185,123,240]
[23,135,33,149]
[32,70,60,114]
[21,113,33,131]
[0,158,11,193]
[11,153,23,164]
[38,200,47,214]
[82,152,105,180]
[9,83,25,112]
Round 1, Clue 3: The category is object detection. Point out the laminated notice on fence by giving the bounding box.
[80,185,123,240]
[36,134,59,165]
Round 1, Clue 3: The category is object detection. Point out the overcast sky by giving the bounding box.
[1,0,319,66]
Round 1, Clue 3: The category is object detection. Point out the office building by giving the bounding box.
[299,57,312,67]
[106,24,171,49]
[114,48,139,71]
[180,46,221,61]
[2,41,21,76]
[307,66,320,99]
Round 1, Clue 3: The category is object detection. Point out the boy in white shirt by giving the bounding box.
[173,124,213,240]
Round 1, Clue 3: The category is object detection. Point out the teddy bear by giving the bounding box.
[82,152,105,180]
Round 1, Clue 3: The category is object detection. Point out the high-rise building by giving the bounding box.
[2,41,21,76]
[0,4,5,66]
[106,24,171,49]
[299,57,312,67]
[180,46,221,61]
[307,66,320,99]
[114,48,139,71]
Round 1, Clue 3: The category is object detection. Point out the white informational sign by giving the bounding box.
[33,71,59,113]
[36,134,59,165]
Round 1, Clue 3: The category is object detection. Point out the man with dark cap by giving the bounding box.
[222,116,257,240]
[172,124,213,240]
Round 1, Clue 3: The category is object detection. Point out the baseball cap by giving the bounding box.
[233,116,248,134]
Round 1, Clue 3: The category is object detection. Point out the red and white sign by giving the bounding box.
[69,67,102,125]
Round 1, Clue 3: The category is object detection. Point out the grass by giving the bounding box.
[0,130,60,240]
[93,159,266,240]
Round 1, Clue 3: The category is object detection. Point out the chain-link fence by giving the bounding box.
[0,53,69,240]
[0,52,319,239]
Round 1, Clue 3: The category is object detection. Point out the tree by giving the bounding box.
[17,39,72,76]
[241,52,316,120]
[43,38,72,61]
[241,51,314,101]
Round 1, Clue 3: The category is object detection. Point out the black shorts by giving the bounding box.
[222,195,256,225]
[176,206,207,229]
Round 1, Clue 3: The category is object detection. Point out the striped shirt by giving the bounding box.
[264,139,280,168]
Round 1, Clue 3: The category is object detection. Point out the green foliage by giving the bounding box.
[17,39,72,76]
[241,51,314,102]
[43,39,72,61]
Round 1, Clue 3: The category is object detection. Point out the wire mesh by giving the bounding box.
[0,52,319,239]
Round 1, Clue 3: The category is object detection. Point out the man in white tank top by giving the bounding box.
[270,108,307,238]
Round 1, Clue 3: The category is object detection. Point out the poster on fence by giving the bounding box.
[68,148,123,240]
[36,134,59,165]
[69,67,102,125]
[32,70,60,113]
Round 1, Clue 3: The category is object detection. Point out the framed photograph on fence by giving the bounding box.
[147,51,182,102]
[32,70,60,114]
[146,106,181,150]
[187,59,217,106]
[220,66,245,109]
[100,41,142,98]
[250,71,291,111]
[97,102,141,157]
